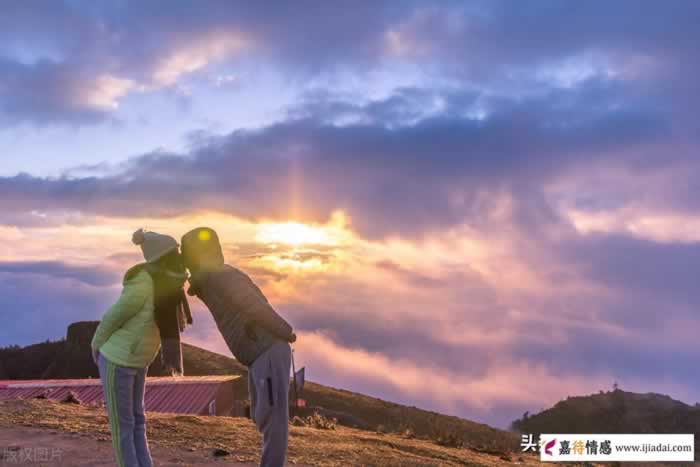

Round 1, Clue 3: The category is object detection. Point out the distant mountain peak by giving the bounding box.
[512,389,700,435]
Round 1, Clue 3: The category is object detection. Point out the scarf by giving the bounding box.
[147,266,191,376]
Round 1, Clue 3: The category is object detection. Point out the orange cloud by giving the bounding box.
[152,33,249,86]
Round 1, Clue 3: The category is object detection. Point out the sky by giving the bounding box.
[1,1,700,428]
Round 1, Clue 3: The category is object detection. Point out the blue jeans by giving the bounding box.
[98,353,153,467]
[248,342,292,467]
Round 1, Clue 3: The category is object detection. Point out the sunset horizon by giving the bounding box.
[2,1,700,437]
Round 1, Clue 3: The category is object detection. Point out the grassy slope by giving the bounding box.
[180,346,520,454]
[302,382,516,454]
[0,399,542,467]
[180,343,247,375]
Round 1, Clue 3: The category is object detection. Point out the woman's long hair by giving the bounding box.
[151,250,188,332]
[148,250,191,374]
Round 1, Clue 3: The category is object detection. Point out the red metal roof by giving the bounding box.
[0,376,239,415]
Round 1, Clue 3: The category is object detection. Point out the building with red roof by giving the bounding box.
[0,376,243,416]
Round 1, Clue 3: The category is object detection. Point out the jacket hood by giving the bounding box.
[181,227,225,273]
[123,263,148,284]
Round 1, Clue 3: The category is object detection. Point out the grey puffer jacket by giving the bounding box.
[188,265,293,366]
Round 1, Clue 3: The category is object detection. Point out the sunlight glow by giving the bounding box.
[255,222,334,246]
[259,255,325,271]
[255,211,351,246]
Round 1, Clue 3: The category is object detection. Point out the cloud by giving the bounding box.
[3,207,700,428]
[151,33,248,87]
[0,83,670,238]
[1,1,698,125]
[0,260,121,287]
[0,2,403,125]
[383,1,699,79]
[561,233,700,308]
[0,59,130,125]
[0,271,115,346]
[294,331,612,426]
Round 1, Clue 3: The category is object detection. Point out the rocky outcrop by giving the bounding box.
[41,322,100,379]
[66,321,99,349]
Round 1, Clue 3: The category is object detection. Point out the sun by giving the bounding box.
[255,221,333,246]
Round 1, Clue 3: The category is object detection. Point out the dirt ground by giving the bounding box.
[0,401,687,467]
[0,399,545,466]
[0,427,255,466]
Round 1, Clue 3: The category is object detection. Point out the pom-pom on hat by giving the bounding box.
[132,228,179,263]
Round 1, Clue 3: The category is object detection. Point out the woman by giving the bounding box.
[91,229,191,467]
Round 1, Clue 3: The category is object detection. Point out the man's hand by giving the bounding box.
[288,332,297,343]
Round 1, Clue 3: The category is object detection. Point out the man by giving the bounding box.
[181,227,296,467]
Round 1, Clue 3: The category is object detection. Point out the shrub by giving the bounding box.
[394,422,416,439]
[433,430,464,448]
[292,412,337,430]
[290,416,306,427]
[424,415,465,448]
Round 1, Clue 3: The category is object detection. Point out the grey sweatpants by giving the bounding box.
[248,342,292,467]
[98,353,153,467]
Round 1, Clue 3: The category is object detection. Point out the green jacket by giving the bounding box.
[91,265,161,368]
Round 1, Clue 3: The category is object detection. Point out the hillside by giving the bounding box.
[0,399,542,466]
[511,389,700,435]
[0,340,67,379]
[0,322,520,455]
[0,322,246,379]
[301,382,510,453]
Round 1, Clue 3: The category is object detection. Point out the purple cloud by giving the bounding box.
[0,84,670,238]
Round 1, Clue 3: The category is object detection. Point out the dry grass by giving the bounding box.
[302,381,519,455]
[291,412,338,430]
[0,399,545,466]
